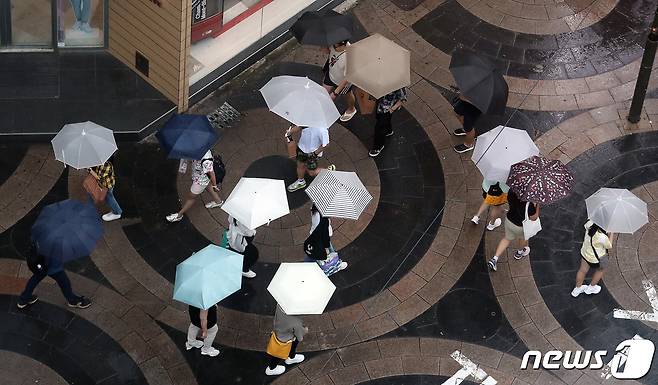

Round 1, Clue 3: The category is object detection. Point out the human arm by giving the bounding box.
[331,79,350,99]
[199,309,208,338]
[529,204,540,221]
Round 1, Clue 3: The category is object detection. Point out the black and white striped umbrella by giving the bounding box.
[305,170,373,220]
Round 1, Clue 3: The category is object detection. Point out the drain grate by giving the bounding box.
[207,102,241,130]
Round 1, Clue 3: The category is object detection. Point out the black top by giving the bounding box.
[453,99,482,130]
[506,190,536,227]
[188,305,218,329]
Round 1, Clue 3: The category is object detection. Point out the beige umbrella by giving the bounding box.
[345,33,411,98]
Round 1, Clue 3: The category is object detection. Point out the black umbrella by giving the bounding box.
[290,10,353,46]
[449,49,509,115]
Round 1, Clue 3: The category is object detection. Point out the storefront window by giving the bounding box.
[222,0,260,24]
[57,0,104,47]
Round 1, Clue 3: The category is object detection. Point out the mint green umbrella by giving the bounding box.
[173,245,243,309]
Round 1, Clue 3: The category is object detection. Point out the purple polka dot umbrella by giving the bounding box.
[506,156,575,204]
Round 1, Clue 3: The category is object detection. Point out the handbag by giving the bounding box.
[83,174,107,203]
[266,331,292,359]
[522,202,542,240]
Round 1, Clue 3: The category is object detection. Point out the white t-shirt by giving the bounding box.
[298,126,329,155]
[191,150,214,186]
[328,44,349,85]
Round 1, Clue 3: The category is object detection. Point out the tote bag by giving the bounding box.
[265,332,292,359]
[522,202,542,240]
[83,174,107,203]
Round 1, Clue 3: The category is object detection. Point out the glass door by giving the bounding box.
[0,0,54,49]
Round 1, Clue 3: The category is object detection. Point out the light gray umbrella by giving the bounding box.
[472,125,539,182]
[586,188,648,234]
[305,170,372,220]
[51,121,117,169]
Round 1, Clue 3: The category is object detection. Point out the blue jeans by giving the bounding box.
[20,270,81,304]
[70,0,91,23]
[88,187,122,215]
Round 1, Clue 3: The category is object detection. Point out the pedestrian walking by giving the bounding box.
[488,190,539,271]
[88,158,122,222]
[571,220,613,297]
[285,125,335,192]
[472,180,508,231]
[265,305,307,376]
[305,205,347,275]
[322,40,357,122]
[369,87,408,157]
[185,303,220,357]
[451,94,482,154]
[166,150,224,222]
[17,242,91,309]
[227,215,259,278]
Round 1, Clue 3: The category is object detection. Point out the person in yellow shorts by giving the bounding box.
[471,180,509,231]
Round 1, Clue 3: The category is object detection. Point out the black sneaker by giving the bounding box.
[453,128,467,136]
[453,143,474,153]
[385,130,395,137]
[487,258,498,272]
[369,146,384,157]
[68,297,92,309]
[17,295,38,309]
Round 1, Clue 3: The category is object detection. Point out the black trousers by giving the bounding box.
[242,243,259,272]
[373,112,392,149]
[268,340,299,369]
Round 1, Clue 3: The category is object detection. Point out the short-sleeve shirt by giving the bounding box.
[506,190,536,227]
[191,158,213,186]
[328,44,349,85]
[189,305,217,329]
[91,162,116,189]
[298,126,330,155]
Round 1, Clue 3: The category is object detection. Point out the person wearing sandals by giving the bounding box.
[166,150,224,222]
[285,125,335,192]
[265,305,307,376]
[306,204,347,275]
[488,190,539,271]
[369,87,408,157]
[451,94,482,154]
[472,180,508,231]
[322,40,357,122]
[571,220,613,297]
[185,303,220,357]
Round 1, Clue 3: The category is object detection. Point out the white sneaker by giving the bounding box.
[201,347,220,357]
[486,218,502,231]
[242,270,256,278]
[287,179,306,192]
[185,340,203,350]
[514,247,530,260]
[102,212,121,222]
[471,215,480,225]
[265,365,286,376]
[571,286,587,298]
[327,164,336,171]
[166,213,183,222]
[204,200,223,209]
[285,354,305,365]
[339,108,357,122]
[585,285,601,295]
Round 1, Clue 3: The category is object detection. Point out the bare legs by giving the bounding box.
[475,202,504,225]
[494,237,528,258]
[175,185,222,217]
[575,259,605,287]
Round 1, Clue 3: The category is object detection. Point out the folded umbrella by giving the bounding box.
[472,125,539,182]
[290,9,353,46]
[449,49,508,115]
[506,155,574,204]
[305,169,372,220]
[586,188,648,234]
[345,33,410,98]
[156,114,219,160]
[267,262,336,315]
[52,121,117,169]
[173,245,243,309]
[221,177,290,229]
[31,199,103,264]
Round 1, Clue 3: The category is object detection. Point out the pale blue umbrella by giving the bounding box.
[173,245,243,309]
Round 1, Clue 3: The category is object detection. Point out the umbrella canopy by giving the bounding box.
[173,245,243,309]
[345,33,410,98]
[31,199,103,263]
[586,188,648,234]
[260,76,340,129]
[472,125,539,182]
[305,169,372,220]
[267,262,336,315]
[221,177,290,229]
[290,10,353,46]
[506,156,574,204]
[51,121,117,169]
[449,49,509,115]
[156,114,219,160]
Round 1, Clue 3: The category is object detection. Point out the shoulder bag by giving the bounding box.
[83,174,107,203]
[522,202,542,240]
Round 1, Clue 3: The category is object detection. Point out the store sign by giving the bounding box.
[192,0,207,22]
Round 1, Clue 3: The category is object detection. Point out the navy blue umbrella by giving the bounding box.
[31,199,103,264]
[156,114,219,160]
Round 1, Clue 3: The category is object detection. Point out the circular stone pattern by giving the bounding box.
[436,288,502,342]
[243,155,310,210]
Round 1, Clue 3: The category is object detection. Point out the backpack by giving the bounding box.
[26,242,47,274]
[202,155,226,183]
[487,182,503,197]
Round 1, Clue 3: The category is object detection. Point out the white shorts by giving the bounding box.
[190,182,208,195]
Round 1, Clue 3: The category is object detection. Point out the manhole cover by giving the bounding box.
[436,288,502,342]
[243,155,311,210]
[207,102,241,130]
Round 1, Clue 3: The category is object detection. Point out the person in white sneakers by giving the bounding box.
[322,40,357,122]
[227,215,258,278]
[265,305,307,376]
[472,180,508,231]
[285,126,334,192]
[186,304,220,357]
[571,220,613,297]
[88,158,122,222]
[166,150,223,222]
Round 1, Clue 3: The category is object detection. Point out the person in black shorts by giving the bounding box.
[186,304,220,357]
[452,94,482,153]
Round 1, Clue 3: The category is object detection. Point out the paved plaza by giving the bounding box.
[4,0,658,384]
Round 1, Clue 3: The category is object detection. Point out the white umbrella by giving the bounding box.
[221,177,290,229]
[305,169,372,220]
[586,188,648,234]
[472,125,539,182]
[267,262,336,315]
[51,121,117,169]
[259,76,340,129]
